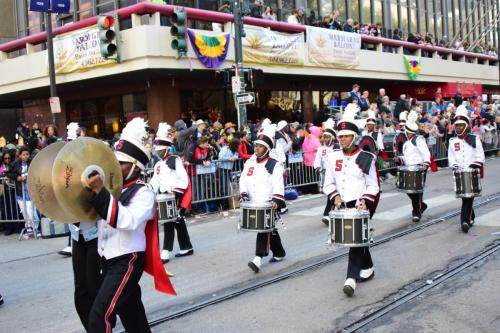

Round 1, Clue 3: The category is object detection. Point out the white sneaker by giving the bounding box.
[343,278,356,297]
[58,246,72,257]
[248,256,262,273]
[161,250,170,263]
[359,268,375,282]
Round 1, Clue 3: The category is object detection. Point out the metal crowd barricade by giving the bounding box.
[0,177,40,240]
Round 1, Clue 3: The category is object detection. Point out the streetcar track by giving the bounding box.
[139,192,500,330]
[339,240,500,332]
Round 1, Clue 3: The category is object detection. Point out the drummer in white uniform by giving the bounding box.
[240,124,287,273]
[396,111,431,223]
[314,118,338,225]
[361,110,385,151]
[149,123,193,263]
[323,104,380,297]
[448,105,485,233]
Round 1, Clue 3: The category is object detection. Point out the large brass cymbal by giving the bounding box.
[27,142,79,223]
[52,137,123,223]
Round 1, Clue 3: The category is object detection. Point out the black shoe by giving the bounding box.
[421,203,428,214]
[280,207,288,214]
[0,295,3,306]
[248,261,260,273]
[412,215,421,223]
[321,216,330,226]
[175,249,194,257]
[4,230,13,236]
[162,259,170,264]
[461,222,470,233]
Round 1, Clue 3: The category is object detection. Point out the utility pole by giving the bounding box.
[233,0,247,128]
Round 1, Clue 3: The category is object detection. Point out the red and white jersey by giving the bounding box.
[239,155,284,204]
[314,145,335,169]
[448,134,485,169]
[323,148,379,204]
[149,155,188,195]
[362,130,385,151]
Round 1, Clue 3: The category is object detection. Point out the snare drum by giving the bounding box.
[396,165,426,193]
[453,167,482,198]
[157,193,178,224]
[239,202,275,232]
[328,208,372,247]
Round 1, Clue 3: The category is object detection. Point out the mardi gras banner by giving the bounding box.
[187,29,230,69]
[52,26,117,74]
[306,26,361,68]
[403,55,422,80]
[242,25,304,66]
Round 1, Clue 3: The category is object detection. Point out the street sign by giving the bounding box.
[52,0,71,14]
[30,0,49,12]
[236,92,255,105]
[231,76,241,94]
[49,97,61,114]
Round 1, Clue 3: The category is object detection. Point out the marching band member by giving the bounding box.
[362,110,384,152]
[314,118,338,225]
[86,118,175,333]
[240,124,287,273]
[323,104,380,297]
[448,105,485,233]
[149,123,194,262]
[396,111,431,223]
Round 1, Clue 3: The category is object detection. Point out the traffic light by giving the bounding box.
[98,15,118,59]
[170,9,186,58]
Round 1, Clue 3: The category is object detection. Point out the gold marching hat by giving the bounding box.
[28,137,123,223]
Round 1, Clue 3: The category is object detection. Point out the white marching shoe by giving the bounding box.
[58,246,72,257]
[343,278,356,297]
[161,250,170,263]
[358,268,375,282]
[248,256,262,273]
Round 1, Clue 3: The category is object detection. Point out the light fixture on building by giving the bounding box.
[93,124,99,134]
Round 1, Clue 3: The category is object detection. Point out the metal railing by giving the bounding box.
[0,2,497,65]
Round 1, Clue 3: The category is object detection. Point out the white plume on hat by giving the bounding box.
[155,122,172,151]
[67,122,79,141]
[277,120,288,131]
[324,118,335,131]
[405,110,419,133]
[399,111,408,123]
[262,118,272,128]
[255,123,276,151]
[454,105,470,127]
[366,110,377,125]
[115,117,151,171]
[337,103,360,137]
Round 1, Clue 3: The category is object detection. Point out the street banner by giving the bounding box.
[306,26,361,68]
[403,55,422,80]
[51,25,117,74]
[242,25,304,66]
[187,28,230,69]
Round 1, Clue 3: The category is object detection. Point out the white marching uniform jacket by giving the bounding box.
[92,182,155,259]
[149,155,188,194]
[239,155,285,206]
[323,148,379,204]
[275,131,292,164]
[314,145,335,170]
[362,130,385,151]
[448,134,485,168]
[400,135,431,168]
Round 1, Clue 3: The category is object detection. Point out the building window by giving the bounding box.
[361,0,371,24]
[321,0,333,18]
[391,0,398,34]
[351,0,360,22]
[373,0,382,25]
[336,0,346,21]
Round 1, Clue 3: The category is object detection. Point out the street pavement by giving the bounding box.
[1,157,500,332]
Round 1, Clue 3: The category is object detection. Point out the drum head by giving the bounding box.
[157,193,175,201]
[240,201,273,209]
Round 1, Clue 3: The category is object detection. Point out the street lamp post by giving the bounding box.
[46,7,58,125]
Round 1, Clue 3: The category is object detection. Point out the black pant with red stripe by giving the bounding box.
[461,198,475,224]
[407,193,426,218]
[255,230,286,258]
[88,252,150,333]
